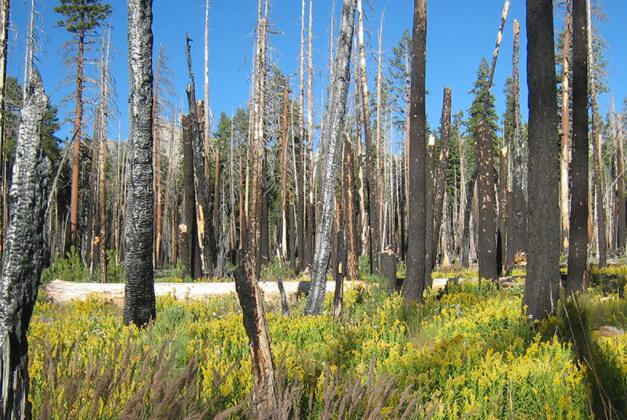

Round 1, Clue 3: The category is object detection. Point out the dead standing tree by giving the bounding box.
[0,71,49,420]
[566,0,589,293]
[233,0,279,412]
[426,87,452,281]
[355,0,379,274]
[124,0,156,327]
[524,0,560,320]
[185,36,216,277]
[403,0,427,302]
[306,0,357,315]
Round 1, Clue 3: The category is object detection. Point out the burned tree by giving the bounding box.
[185,36,217,277]
[566,0,589,294]
[524,0,560,320]
[124,0,156,327]
[403,0,427,302]
[233,0,278,412]
[0,71,49,420]
[306,0,356,315]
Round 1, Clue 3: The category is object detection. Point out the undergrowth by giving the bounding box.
[27,275,624,419]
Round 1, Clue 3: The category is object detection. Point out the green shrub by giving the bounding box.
[41,246,90,283]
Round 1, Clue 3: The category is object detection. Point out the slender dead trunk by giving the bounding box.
[560,1,572,252]
[344,132,358,281]
[524,0,560,320]
[424,135,435,281]
[0,71,48,420]
[97,31,110,283]
[204,0,211,170]
[234,1,279,411]
[153,50,162,267]
[305,0,315,270]
[356,0,379,273]
[616,113,625,253]
[403,0,427,302]
[376,12,384,253]
[279,84,290,260]
[566,0,589,293]
[124,0,156,327]
[70,31,85,247]
[511,19,527,257]
[306,0,356,315]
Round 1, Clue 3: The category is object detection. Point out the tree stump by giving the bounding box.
[380,251,398,293]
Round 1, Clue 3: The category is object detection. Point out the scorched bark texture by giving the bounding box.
[124,0,156,327]
[524,0,560,320]
[0,71,49,420]
[305,0,356,315]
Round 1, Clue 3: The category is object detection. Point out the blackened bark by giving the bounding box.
[305,0,356,315]
[524,0,560,320]
[403,0,428,303]
[566,0,589,293]
[233,8,278,412]
[124,0,156,327]
[185,37,216,276]
[0,71,48,420]
[180,115,199,279]
[477,117,498,282]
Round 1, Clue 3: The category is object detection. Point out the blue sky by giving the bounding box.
[6,0,626,144]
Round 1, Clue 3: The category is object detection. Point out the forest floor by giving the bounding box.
[30,265,626,418]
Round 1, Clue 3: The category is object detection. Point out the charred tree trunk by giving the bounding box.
[429,88,452,274]
[524,0,560,320]
[181,116,198,279]
[185,36,216,276]
[403,0,427,303]
[0,0,10,266]
[566,0,589,294]
[305,0,356,315]
[233,3,278,412]
[477,118,498,282]
[0,72,48,420]
[124,0,156,327]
